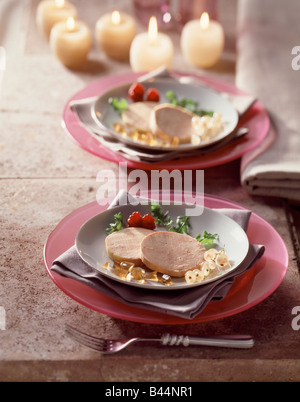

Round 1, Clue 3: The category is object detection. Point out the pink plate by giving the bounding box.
[62,72,270,171]
[43,194,288,324]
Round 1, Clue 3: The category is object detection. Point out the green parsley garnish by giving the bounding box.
[108,97,128,113]
[169,216,191,235]
[150,202,173,228]
[196,230,219,248]
[105,212,124,234]
[165,91,214,117]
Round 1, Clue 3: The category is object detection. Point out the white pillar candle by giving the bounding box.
[36,0,77,39]
[181,12,224,68]
[130,16,174,72]
[95,11,136,61]
[50,17,92,69]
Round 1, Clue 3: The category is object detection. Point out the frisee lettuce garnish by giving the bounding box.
[108,97,128,113]
[105,212,124,234]
[165,90,214,117]
[169,215,191,235]
[195,230,219,248]
[150,202,173,228]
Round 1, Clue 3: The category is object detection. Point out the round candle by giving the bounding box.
[95,11,136,61]
[180,12,224,68]
[130,16,174,72]
[50,17,92,69]
[36,0,77,38]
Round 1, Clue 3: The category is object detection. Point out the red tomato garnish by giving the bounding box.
[128,82,145,102]
[146,88,160,102]
[127,211,143,227]
[127,211,156,230]
[141,214,156,230]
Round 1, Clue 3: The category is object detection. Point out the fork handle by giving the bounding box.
[161,334,254,349]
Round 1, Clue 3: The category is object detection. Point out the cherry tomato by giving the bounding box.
[141,214,156,230]
[127,211,143,227]
[127,211,156,230]
[127,212,143,227]
[128,82,145,102]
[146,88,160,102]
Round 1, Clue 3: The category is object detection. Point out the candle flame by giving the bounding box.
[112,10,121,25]
[148,16,158,44]
[66,16,76,31]
[55,0,65,7]
[200,12,209,30]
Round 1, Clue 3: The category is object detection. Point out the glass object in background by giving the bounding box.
[178,0,219,24]
[133,0,219,31]
[133,0,178,30]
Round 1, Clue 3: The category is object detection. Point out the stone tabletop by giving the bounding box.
[0,0,299,382]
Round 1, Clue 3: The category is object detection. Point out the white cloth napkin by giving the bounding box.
[237,0,300,201]
[51,191,264,320]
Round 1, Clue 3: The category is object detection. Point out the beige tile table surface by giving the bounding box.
[0,0,299,382]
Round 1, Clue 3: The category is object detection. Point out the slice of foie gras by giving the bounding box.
[141,231,206,277]
[121,101,157,132]
[105,227,153,265]
[149,103,197,144]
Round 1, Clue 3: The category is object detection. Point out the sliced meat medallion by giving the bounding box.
[121,101,157,132]
[141,231,206,277]
[149,104,197,144]
[105,227,153,265]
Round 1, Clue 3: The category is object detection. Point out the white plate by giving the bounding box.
[91,78,239,152]
[75,202,249,290]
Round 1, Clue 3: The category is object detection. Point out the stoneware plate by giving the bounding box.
[92,78,239,151]
[63,71,270,171]
[44,194,289,324]
[75,203,249,290]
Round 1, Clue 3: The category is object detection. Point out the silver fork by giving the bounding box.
[65,324,254,354]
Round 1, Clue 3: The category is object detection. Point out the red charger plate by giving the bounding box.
[43,194,288,324]
[62,71,270,171]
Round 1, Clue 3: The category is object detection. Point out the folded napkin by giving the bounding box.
[237,0,300,202]
[51,191,264,319]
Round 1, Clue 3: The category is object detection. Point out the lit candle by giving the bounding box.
[49,17,92,69]
[180,12,224,68]
[95,11,136,61]
[129,16,174,72]
[36,0,77,38]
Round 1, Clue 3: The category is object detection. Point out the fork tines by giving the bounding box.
[65,324,110,352]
